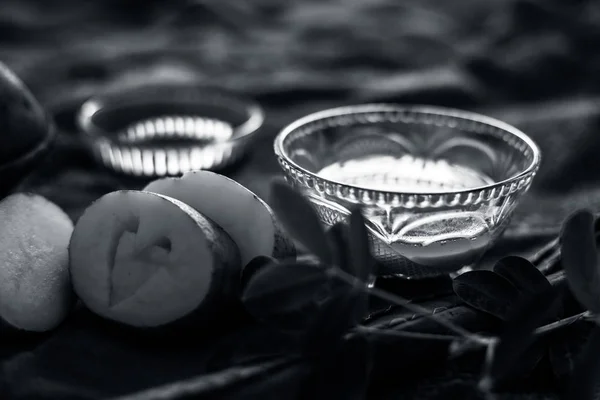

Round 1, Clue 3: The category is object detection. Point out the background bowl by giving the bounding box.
[77,83,264,177]
[274,104,541,278]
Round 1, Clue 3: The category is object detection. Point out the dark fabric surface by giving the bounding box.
[1,0,600,398]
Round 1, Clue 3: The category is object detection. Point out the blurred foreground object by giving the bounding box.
[0,62,55,197]
[77,83,264,177]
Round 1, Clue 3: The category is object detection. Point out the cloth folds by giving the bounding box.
[1,0,599,398]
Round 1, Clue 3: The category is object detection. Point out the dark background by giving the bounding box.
[2,0,600,237]
[1,0,600,398]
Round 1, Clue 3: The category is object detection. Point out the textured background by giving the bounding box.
[2,0,600,236]
[1,0,600,398]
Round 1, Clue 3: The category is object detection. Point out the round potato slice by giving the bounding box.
[69,190,240,328]
[0,193,74,332]
[144,171,296,266]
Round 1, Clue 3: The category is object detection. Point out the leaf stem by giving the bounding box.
[530,237,560,266]
[109,357,296,400]
[328,268,492,347]
[534,311,593,336]
[353,325,459,342]
[478,337,499,395]
[536,248,562,274]
[547,270,565,285]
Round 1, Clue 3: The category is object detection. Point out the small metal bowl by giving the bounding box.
[77,83,264,177]
[274,104,542,279]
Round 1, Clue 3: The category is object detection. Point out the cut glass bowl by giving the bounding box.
[274,104,541,279]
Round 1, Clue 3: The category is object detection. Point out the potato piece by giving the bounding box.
[0,193,74,332]
[144,171,295,266]
[69,190,241,328]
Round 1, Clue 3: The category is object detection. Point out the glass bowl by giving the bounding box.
[77,83,264,176]
[274,104,541,279]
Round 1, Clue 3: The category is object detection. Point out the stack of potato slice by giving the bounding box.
[0,171,295,332]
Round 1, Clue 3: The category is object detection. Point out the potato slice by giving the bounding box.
[69,190,240,328]
[144,171,296,265]
[0,193,74,332]
[144,171,296,266]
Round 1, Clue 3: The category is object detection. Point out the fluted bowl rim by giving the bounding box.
[274,104,541,207]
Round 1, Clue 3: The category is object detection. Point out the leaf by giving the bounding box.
[493,255,551,294]
[241,255,277,291]
[561,210,600,313]
[269,179,333,265]
[484,282,564,389]
[560,279,588,316]
[348,206,375,281]
[565,326,600,400]
[452,270,521,320]
[327,222,350,270]
[304,280,366,351]
[241,261,333,332]
[242,259,365,350]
